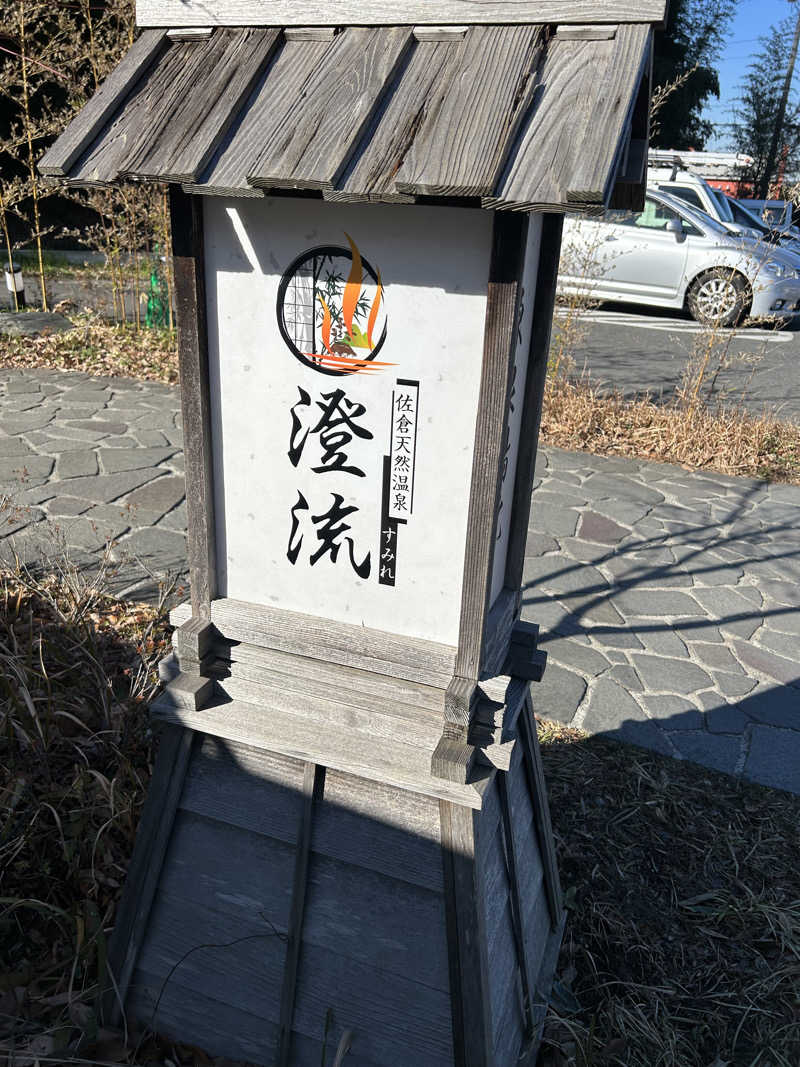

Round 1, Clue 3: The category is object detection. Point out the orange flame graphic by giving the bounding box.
[343,232,362,339]
[367,268,383,350]
[304,236,390,374]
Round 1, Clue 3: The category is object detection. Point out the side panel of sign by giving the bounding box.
[204,196,493,647]
[488,212,543,607]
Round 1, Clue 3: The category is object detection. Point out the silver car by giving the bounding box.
[559,189,800,327]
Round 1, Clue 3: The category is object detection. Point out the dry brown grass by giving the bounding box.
[537,719,800,1067]
[0,550,183,1066]
[541,375,800,484]
[0,312,178,384]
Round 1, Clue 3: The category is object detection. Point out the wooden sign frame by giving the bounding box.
[136,0,669,28]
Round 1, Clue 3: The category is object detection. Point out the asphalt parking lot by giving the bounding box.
[560,303,800,423]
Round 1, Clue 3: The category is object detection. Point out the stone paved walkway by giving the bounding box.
[524,450,800,794]
[1,368,798,794]
[0,368,187,601]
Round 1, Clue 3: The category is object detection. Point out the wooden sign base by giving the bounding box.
[102,604,565,1066]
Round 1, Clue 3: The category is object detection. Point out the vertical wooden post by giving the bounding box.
[440,800,492,1067]
[169,185,217,621]
[433,212,529,782]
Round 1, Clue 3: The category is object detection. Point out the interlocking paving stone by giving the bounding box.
[733,642,800,687]
[745,726,800,793]
[612,589,704,616]
[577,511,629,545]
[692,644,743,672]
[632,655,712,694]
[667,732,741,776]
[538,635,610,676]
[640,695,703,730]
[99,447,177,473]
[581,678,674,756]
[531,664,587,724]
[56,451,98,479]
[713,672,758,699]
[55,469,161,503]
[67,420,129,435]
[47,496,92,517]
[0,455,54,483]
[0,437,34,457]
[738,684,799,729]
[705,704,749,734]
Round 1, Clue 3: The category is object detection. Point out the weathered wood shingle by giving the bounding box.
[44,21,653,214]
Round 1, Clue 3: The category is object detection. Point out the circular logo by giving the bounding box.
[277,235,388,376]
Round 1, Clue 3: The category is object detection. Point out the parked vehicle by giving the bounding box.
[647,161,760,239]
[738,199,794,233]
[726,196,800,256]
[558,189,800,327]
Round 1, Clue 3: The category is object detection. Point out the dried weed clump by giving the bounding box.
[541,375,800,484]
[0,551,177,1064]
[537,720,800,1067]
[0,312,178,384]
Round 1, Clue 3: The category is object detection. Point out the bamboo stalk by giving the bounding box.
[18,0,48,312]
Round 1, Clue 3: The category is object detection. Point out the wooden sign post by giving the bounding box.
[43,5,665,1064]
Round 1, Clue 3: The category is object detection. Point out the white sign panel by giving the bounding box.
[205,197,493,646]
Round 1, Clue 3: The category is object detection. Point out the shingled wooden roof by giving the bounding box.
[41,22,654,212]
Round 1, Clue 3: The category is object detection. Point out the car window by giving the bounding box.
[709,189,735,222]
[618,198,681,231]
[669,186,707,213]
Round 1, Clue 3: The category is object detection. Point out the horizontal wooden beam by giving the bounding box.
[136,1,669,28]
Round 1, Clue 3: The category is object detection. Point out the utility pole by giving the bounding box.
[761,0,800,198]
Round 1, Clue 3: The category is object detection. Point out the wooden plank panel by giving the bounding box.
[127,29,282,182]
[39,30,168,178]
[247,27,413,191]
[320,769,444,892]
[136,2,669,28]
[101,726,194,1026]
[292,941,455,1066]
[497,770,534,1032]
[217,673,442,748]
[151,692,489,808]
[394,26,544,198]
[180,737,306,842]
[134,891,288,1022]
[489,37,600,211]
[171,596,458,688]
[68,41,195,185]
[127,968,282,1065]
[336,39,454,202]
[220,640,445,713]
[198,36,334,193]
[519,698,564,929]
[181,744,444,891]
[302,852,450,990]
[566,25,651,203]
[491,27,649,212]
[170,189,217,618]
[157,811,297,921]
[506,743,545,910]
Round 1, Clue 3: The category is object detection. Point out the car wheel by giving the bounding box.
[687,269,750,327]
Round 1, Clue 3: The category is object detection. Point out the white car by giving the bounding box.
[558,189,800,327]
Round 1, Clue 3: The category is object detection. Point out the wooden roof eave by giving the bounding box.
[40,20,657,216]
